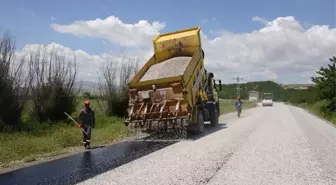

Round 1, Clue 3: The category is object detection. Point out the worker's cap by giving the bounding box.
[84,100,90,105]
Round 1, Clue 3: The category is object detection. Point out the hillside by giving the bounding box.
[281,84,315,90]
[217,80,321,104]
[218,80,288,101]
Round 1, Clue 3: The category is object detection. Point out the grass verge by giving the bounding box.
[287,101,336,125]
[0,115,129,169]
[219,99,257,115]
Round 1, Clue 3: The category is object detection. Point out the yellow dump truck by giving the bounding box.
[124,26,222,134]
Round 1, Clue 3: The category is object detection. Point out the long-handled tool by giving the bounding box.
[64,112,89,136]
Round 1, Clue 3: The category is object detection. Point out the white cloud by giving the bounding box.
[50,16,166,47]
[19,16,336,84]
[252,16,268,25]
[201,16,336,83]
[50,16,56,21]
[16,43,147,83]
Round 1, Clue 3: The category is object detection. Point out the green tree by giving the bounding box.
[218,81,287,101]
[311,56,336,113]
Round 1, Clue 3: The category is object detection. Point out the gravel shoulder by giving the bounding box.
[77,103,336,185]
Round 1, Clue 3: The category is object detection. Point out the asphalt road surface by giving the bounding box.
[78,103,336,185]
[0,141,176,185]
[1,103,335,185]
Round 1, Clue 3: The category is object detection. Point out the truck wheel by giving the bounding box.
[195,109,204,134]
[187,109,205,135]
[210,106,219,126]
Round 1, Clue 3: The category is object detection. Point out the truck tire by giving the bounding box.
[188,109,204,134]
[195,109,204,134]
[210,106,219,126]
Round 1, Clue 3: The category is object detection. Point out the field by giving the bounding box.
[0,99,257,169]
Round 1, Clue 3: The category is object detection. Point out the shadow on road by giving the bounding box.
[0,140,177,185]
[187,123,228,141]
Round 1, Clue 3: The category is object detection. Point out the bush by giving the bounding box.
[0,32,33,131]
[106,93,129,117]
[82,92,92,99]
[287,87,318,104]
[97,56,139,117]
[26,45,79,123]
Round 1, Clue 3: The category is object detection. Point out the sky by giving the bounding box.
[0,0,335,84]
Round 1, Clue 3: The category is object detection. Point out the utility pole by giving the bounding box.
[233,76,243,97]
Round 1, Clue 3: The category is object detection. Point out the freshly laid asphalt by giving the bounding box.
[0,140,176,185]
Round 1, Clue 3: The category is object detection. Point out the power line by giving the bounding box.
[233,76,243,97]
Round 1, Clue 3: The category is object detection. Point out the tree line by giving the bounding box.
[218,56,335,119]
[0,32,139,132]
[217,80,315,103]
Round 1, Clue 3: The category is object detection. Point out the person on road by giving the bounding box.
[235,96,243,105]
[78,100,95,149]
[235,96,243,117]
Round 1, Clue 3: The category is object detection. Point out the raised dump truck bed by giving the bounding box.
[128,27,203,89]
[139,56,192,82]
[125,26,221,135]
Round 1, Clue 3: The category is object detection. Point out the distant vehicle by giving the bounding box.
[262,93,273,107]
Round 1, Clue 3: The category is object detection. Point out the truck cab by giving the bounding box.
[204,72,221,102]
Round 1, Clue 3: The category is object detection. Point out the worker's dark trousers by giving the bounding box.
[82,125,92,147]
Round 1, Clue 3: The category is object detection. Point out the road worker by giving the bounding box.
[235,96,243,117]
[78,100,95,149]
[235,96,243,106]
